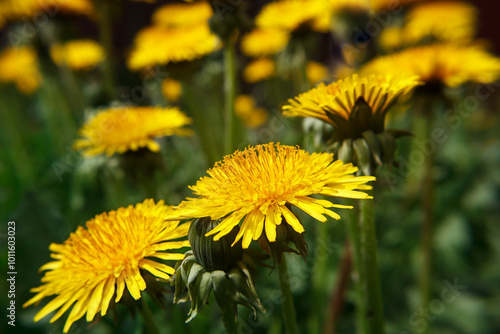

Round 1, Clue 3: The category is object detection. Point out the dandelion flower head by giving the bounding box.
[23,199,190,333]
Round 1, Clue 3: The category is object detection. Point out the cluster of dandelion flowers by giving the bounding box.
[243,58,276,83]
[127,24,220,70]
[50,40,105,71]
[73,106,192,157]
[403,1,478,45]
[0,46,41,94]
[363,44,500,88]
[23,199,190,333]
[0,0,93,22]
[167,143,375,248]
[283,73,421,139]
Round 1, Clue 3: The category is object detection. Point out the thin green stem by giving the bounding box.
[345,200,368,334]
[95,0,116,100]
[359,197,385,334]
[276,253,299,334]
[139,299,160,334]
[308,221,329,333]
[223,38,237,155]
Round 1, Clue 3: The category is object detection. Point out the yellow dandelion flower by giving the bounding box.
[152,1,212,28]
[168,143,375,248]
[284,73,420,122]
[128,24,220,70]
[23,199,190,333]
[73,106,192,157]
[404,1,478,45]
[162,78,183,103]
[283,73,421,140]
[379,26,403,51]
[330,0,370,13]
[256,0,330,32]
[306,61,329,85]
[243,58,276,83]
[0,46,41,94]
[0,0,94,22]
[370,0,422,11]
[363,44,500,88]
[50,40,105,71]
[241,28,290,57]
[234,95,268,128]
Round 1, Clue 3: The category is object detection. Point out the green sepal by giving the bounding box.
[362,130,382,166]
[352,137,373,176]
[338,139,353,163]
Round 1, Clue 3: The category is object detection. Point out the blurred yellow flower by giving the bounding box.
[379,27,403,51]
[283,73,420,137]
[256,0,330,32]
[162,78,183,103]
[24,199,190,333]
[152,1,212,28]
[128,24,220,70]
[306,61,329,85]
[363,44,500,87]
[167,142,375,248]
[241,28,290,57]
[371,0,421,11]
[0,0,94,23]
[74,106,192,156]
[0,46,41,94]
[404,1,477,45]
[243,58,276,83]
[50,40,105,71]
[234,95,268,128]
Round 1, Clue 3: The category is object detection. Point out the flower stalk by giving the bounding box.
[274,251,299,334]
[224,35,237,155]
[359,196,385,334]
[139,299,160,334]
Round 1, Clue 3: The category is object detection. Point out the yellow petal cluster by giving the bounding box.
[256,0,331,33]
[73,106,192,157]
[152,1,213,28]
[0,46,41,94]
[128,24,220,70]
[0,0,93,23]
[404,1,478,45]
[363,44,500,87]
[167,143,375,248]
[23,199,190,333]
[283,73,421,123]
[162,78,183,103]
[241,28,290,57]
[50,40,105,71]
[306,61,329,85]
[234,95,268,128]
[243,58,276,83]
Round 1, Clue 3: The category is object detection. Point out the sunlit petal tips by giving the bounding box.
[23,199,190,333]
[167,143,375,249]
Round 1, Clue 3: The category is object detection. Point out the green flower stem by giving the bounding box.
[139,298,160,334]
[359,196,386,334]
[345,200,369,334]
[219,298,238,334]
[308,221,330,333]
[95,0,116,100]
[223,37,237,155]
[276,253,299,334]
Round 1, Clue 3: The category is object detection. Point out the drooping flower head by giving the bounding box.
[167,143,375,248]
[283,73,421,140]
[363,44,500,88]
[50,39,105,71]
[24,199,190,333]
[73,106,192,157]
[0,46,41,94]
[403,1,478,45]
